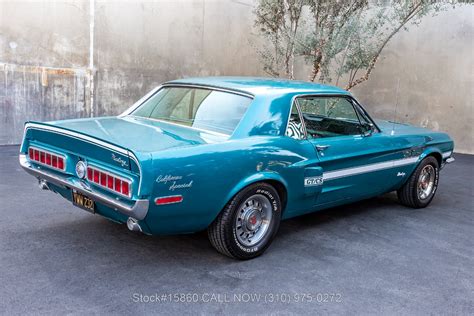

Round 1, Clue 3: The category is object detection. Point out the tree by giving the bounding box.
[254,0,467,90]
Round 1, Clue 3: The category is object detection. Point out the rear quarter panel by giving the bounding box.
[143,136,315,234]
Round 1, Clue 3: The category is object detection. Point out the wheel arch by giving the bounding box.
[420,148,442,167]
[222,172,289,216]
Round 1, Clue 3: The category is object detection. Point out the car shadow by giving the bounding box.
[17,192,404,268]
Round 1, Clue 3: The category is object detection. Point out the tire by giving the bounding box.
[397,156,440,208]
[208,183,282,260]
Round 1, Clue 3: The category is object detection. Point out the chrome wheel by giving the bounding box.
[417,165,436,200]
[235,194,273,247]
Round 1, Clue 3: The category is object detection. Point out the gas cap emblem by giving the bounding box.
[75,161,87,179]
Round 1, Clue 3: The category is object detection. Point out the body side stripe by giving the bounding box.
[323,157,419,181]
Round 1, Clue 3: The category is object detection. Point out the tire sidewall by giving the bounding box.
[228,184,281,258]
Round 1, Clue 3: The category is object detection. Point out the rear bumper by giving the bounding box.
[19,154,149,220]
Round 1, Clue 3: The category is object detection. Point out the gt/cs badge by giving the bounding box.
[304,176,323,186]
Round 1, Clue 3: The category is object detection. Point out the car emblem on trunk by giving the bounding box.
[111,153,128,167]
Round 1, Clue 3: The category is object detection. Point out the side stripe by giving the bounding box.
[323,157,419,181]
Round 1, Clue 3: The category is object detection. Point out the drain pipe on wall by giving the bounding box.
[89,0,95,117]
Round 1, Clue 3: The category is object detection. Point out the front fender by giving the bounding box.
[419,147,443,164]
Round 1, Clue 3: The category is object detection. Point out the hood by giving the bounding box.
[375,119,435,135]
[48,116,228,153]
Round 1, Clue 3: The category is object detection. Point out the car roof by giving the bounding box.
[165,76,350,97]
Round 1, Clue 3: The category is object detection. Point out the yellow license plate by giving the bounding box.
[72,190,95,213]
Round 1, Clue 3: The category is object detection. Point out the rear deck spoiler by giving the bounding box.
[21,121,144,195]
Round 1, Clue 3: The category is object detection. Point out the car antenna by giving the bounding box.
[391,78,400,136]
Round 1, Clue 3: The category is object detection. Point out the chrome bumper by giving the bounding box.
[445,157,455,164]
[19,154,149,220]
[441,156,455,169]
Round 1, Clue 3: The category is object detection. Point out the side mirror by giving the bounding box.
[361,123,374,137]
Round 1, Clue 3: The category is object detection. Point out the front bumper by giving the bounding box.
[19,154,149,220]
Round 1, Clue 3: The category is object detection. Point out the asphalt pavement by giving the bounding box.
[1,145,472,315]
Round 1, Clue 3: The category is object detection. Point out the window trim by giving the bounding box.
[350,98,381,133]
[286,94,380,140]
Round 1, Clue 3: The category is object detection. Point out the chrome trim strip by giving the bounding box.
[161,83,254,98]
[442,151,452,159]
[20,154,149,220]
[323,157,419,181]
[23,122,143,195]
[445,157,455,164]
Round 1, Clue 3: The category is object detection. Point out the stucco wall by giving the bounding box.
[350,6,474,154]
[0,1,92,144]
[0,0,262,144]
[0,1,472,153]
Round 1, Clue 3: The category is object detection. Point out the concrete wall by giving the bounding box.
[350,6,474,154]
[0,0,262,144]
[1,1,472,153]
[0,1,92,144]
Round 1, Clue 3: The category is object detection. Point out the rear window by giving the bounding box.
[131,87,252,135]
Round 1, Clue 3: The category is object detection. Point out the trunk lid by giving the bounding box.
[48,116,227,153]
[21,116,227,198]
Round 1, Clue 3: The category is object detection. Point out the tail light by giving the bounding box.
[87,166,131,198]
[28,147,66,171]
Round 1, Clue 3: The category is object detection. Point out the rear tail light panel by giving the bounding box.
[86,165,132,198]
[28,146,66,172]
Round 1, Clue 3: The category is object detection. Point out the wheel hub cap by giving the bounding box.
[245,210,262,231]
[417,165,435,200]
[235,194,273,247]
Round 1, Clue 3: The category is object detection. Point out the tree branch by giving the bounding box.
[345,1,424,90]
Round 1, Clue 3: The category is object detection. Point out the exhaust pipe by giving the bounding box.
[127,217,142,232]
[38,179,49,191]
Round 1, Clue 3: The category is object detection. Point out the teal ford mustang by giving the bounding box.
[19,77,455,259]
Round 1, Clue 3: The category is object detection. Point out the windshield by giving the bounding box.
[130,87,252,135]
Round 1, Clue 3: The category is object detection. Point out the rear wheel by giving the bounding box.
[397,156,439,208]
[208,183,282,260]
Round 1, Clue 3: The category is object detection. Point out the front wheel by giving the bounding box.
[208,183,282,260]
[397,156,440,208]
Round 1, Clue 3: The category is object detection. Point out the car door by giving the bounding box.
[293,95,401,206]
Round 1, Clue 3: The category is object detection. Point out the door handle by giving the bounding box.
[315,145,330,152]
